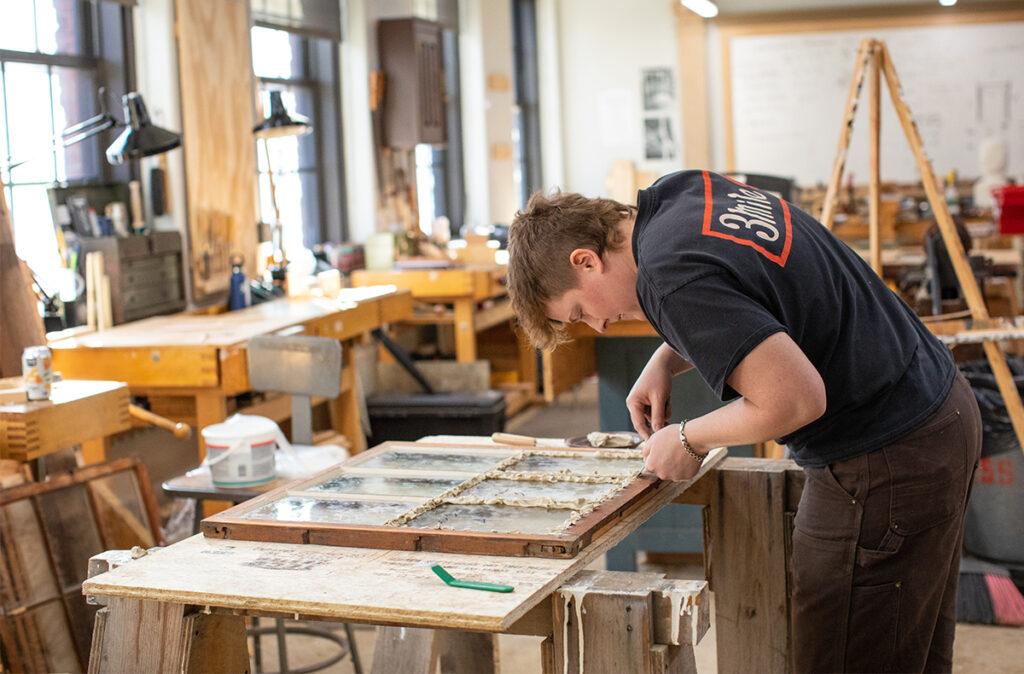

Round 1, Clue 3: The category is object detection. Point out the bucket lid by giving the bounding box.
[201,414,279,441]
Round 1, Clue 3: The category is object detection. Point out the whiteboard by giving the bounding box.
[729,21,1024,187]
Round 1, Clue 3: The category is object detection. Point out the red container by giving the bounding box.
[994,186,1024,235]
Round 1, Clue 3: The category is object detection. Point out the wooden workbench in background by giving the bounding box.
[47,288,412,461]
[351,265,541,413]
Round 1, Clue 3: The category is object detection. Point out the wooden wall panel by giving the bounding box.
[175,0,258,302]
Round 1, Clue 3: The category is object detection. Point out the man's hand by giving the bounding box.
[642,424,700,481]
[627,343,691,439]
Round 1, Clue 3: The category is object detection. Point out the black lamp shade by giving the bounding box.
[254,91,312,139]
[105,93,182,165]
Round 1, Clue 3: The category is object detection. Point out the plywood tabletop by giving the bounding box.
[84,447,725,631]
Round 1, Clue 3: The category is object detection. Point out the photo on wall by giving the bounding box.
[641,67,674,111]
[644,117,676,160]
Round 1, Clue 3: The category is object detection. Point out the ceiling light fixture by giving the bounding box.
[680,0,719,18]
[938,0,957,6]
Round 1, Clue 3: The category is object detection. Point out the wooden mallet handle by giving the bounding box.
[129,404,192,440]
[490,432,537,446]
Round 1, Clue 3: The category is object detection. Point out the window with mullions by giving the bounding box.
[252,25,345,257]
[1,0,132,292]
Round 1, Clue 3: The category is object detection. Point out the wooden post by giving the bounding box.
[867,45,882,276]
[0,175,47,377]
[551,570,708,674]
[708,458,802,674]
[453,298,477,363]
[820,38,874,229]
[88,599,248,674]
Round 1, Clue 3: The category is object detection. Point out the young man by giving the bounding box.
[507,169,981,673]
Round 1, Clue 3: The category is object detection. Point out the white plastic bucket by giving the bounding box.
[201,414,284,487]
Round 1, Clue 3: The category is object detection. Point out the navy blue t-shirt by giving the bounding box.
[632,170,955,467]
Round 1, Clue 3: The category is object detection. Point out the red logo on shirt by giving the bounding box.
[701,171,792,267]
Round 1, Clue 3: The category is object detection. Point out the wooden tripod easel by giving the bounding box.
[821,37,1024,458]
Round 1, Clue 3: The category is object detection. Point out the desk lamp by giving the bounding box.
[1,91,180,329]
[253,90,312,270]
[2,91,180,171]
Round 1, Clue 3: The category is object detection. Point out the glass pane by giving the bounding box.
[305,474,464,498]
[36,0,86,56]
[355,450,516,473]
[251,26,305,79]
[35,484,104,589]
[504,453,643,477]
[90,471,156,549]
[402,503,577,535]
[51,65,99,181]
[242,496,412,526]
[458,478,621,506]
[0,1,39,53]
[4,61,57,185]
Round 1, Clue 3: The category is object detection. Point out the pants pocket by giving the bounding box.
[885,411,968,535]
[846,582,901,673]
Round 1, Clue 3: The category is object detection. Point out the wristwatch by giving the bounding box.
[678,420,705,464]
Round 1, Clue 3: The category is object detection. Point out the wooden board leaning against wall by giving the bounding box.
[176,0,258,302]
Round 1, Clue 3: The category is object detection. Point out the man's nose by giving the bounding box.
[583,315,605,332]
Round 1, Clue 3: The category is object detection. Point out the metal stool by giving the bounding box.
[250,618,361,674]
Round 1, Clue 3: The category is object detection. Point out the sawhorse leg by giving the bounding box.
[548,571,708,674]
[89,598,249,673]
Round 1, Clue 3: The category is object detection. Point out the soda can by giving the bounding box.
[23,346,53,401]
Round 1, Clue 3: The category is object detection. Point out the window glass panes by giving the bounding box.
[253,26,322,252]
[37,0,86,56]
[0,0,124,301]
[4,62,57,185]
[252,26,305,79]
[0,1,86,56]
[0,1,40,53]
[52,66,99,181]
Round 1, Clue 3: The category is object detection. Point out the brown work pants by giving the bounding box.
[791,371,982,673]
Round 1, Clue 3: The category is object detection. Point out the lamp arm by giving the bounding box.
[2,114,120,172]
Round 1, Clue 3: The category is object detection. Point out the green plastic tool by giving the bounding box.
[431,564,514,593]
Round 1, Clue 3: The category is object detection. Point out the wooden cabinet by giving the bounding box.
[78,232,186,324]
[378,18,447,148]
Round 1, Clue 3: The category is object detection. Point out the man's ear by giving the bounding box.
[568,248,602,272]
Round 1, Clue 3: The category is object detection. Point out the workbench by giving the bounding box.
[0,379,130,462]
[350,266,540,413]
[47,288,412,461]
[84,438,720,673]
